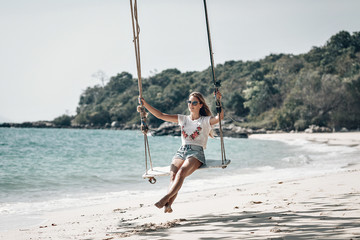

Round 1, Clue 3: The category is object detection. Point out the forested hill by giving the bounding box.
[64,31,360,131]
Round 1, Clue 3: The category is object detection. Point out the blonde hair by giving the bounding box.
[189,92,215,138]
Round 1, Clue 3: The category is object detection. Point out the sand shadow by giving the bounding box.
[112,192,360,239]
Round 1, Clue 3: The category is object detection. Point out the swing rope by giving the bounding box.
[203,0,227,166]
[130,0,155,184]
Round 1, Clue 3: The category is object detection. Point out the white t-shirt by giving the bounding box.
[178,114,212,149]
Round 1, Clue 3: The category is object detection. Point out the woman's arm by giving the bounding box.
[139,97,178,123]
[209,108,224,125]
[210,91,224,126]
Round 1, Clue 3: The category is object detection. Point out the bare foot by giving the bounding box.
[154,197,168,209]
[154,201,163,209]
[164,204,173,213]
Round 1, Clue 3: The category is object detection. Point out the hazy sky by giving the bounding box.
[1,0,360,123]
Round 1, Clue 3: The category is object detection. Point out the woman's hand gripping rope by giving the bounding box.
[214,89,222,114]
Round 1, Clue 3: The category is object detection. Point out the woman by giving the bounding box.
[139,91,224,213]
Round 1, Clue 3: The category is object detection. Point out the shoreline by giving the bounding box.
[2,120,360,141]
[1,132,360,239]
[249,131,360,149]
[2,165,359,239]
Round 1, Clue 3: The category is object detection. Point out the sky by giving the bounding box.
[1,0,360,123]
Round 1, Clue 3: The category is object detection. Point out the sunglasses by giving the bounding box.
[187,100,199,106]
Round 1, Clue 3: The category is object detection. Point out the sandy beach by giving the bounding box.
[249,132,360,149]
[1,132,360,240]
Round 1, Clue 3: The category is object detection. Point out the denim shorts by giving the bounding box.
[173,145,206,164]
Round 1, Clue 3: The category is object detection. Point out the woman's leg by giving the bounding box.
[164,195,177,213]
[164,159,183,212]
[155,156,202,209]
[164,158,184,213]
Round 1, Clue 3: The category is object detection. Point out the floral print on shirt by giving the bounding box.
[182,126,202,140]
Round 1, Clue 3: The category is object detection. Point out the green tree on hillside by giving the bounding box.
[67,31,360,131]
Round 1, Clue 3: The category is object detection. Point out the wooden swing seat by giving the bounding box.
[142,159,231,179]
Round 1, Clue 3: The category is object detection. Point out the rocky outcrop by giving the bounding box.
[0,121,141,130]
[151,122,249,138]
[304,125,332,133]
[151,122,181,136]
[0,120,250,138]
[213,124,248,138]
[3,121,350,139]
[0,121,55,128]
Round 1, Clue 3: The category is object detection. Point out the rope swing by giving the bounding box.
[203,0,227,166]
[130,0,155,184]
[130,0,229,184]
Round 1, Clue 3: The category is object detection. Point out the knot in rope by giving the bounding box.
[214,80,222,114]
[137,105,149,134]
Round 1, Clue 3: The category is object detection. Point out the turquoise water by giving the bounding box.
[0,128,359,227]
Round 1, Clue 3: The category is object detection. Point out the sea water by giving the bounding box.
[0,128,359,230]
